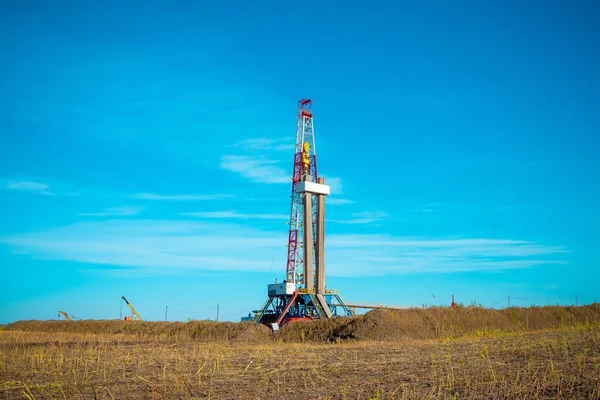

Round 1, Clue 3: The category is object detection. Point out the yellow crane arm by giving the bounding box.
[121,296,143,321]
[58,311,72,321]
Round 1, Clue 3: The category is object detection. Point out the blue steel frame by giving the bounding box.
[254,291,355,325]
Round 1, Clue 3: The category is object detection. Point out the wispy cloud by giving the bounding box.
[234,138,295,152]
[332,211,389,225]
[182,210,288,220]
[328,198,354,206]
[420,203,444,213]
[5,180,55,196]
[0,220,567,277]
[132,193,232,201]
[222,138,345,193]
[79,206,145,217]
[323,176,343,194]
[7,181,48,191]
[326,234,568,276]
[220,155,289,184]
[0,220,278,273]
[495,204,528,212]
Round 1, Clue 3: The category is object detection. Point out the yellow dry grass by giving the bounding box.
[1,305,599,399]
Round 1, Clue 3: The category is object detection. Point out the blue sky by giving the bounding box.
[1,1,598,323]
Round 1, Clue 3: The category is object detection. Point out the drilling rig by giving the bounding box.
[254,99,354,329]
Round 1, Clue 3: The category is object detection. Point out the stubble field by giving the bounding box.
[1,305,599,399]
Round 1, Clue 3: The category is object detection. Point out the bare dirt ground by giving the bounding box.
[1,324,598,399]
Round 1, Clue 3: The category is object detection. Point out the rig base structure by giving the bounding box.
[254,284,354,329]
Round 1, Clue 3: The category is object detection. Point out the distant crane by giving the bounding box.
[121,296,143,321]
[58,311,73,321]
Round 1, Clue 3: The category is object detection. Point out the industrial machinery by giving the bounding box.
[254,99,354,329]
[121,296,143,321]
[57,310,72,321]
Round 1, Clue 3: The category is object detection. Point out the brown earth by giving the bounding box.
[1,305,598,399]
[1,323,599,399]
[278,304,600,342]
[4,304,599,343]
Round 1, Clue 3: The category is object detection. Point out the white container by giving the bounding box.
[268,282,296,296]
[297,181,330,195]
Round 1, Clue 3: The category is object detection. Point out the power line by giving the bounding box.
[391,238,437,300]
[489,297,509,307]
[167,307,214,315]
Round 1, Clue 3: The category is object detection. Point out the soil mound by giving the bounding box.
[277,303,600,342]
[4,304,599,343]
[3,319,273,343]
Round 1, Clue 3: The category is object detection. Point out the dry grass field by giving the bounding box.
[1,305,599,399]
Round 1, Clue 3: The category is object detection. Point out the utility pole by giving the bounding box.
[216,304,219,322]
[508,296,511,309]
[575,294,578,306]
[165,306,168,322]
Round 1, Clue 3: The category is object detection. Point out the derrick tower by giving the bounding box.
[254,99,354,329]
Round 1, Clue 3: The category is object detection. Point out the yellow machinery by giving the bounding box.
[302,141,310,172]
[121,296,143,321]
[57,311,72,321]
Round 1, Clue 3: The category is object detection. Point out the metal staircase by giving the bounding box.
[316,294,333,318]
[253,297,274,323]
[332,293,355,317]
[309,294,326,318]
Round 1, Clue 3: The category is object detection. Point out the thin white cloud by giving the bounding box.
[220,155,289,184]
[0,220,568,277]
[5,180,55,196]
[0,220,278,273]
[326,235,544,249]
[327,198,354,206]
[79,206,145,217]
[332,211,389,225]
[420,203,445,213]
[353,211,388,219]
[132,193,232,201]
[7,181,48,191]
[273,144,296,151]
[326,234,568,276]
[222,140,344,192]
[182,210,288,220]
[235,138,295,152]
[322,176,343,194]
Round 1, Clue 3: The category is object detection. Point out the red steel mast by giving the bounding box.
[285,99,318,284]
